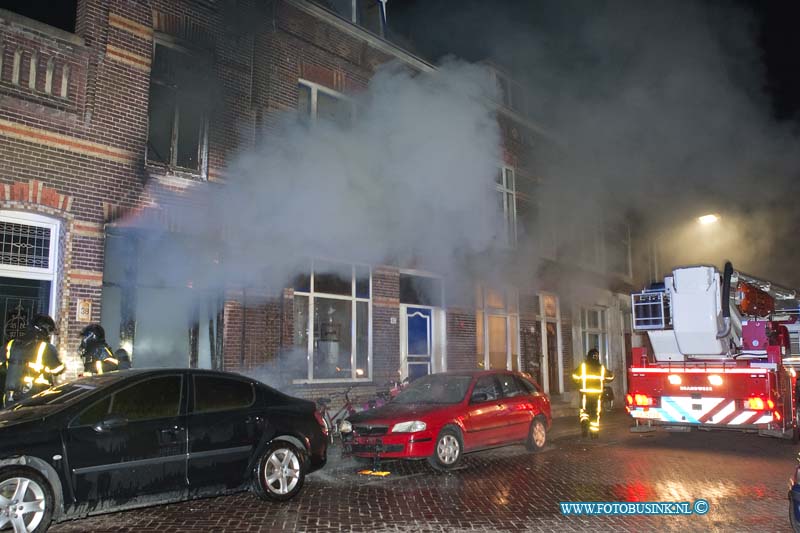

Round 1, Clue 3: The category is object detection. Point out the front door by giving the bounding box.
[65,375,187,503]
[401,306,438,381]
[0,277,51,346]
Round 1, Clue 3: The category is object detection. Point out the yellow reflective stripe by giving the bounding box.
[45,364,65,375]
[104,357,119,365]
[34,375,50,385]
[22,376,33,383]
[581,363,587,393]
[27,342,47,373]
[579,389,604,393]
[5,340,13,361]
[95,360,103,375]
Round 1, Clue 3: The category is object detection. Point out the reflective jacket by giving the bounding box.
[2,338,64,394]
[572,359,614,394]
[83,343,119,375]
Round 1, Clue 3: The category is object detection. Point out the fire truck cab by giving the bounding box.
[627,262,800,439]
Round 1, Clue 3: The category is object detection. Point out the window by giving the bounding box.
[605,224,632,277]
[476,286,520,371]
[497,373,522,397]
[515,375,539,394]
[318,0,385,36]
[471,375,501,402]
[581,307,608,365]
[293,261,371,381]
[297,80,353,127]
[4,1,77,33]
[399,274,443,307]
[496,166,517,246]
[147,41,208,175]
[194,376,254,413]
[73,376,182,426]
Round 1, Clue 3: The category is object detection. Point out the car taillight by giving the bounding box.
[314,411,329,435]
[747,397,765,410]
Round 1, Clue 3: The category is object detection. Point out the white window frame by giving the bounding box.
[497,166,517,246]
[146,35,210,178]
[538,292,563,394]
[298,79,354,124]
[580,307,610,368]
[0,211,60,323]
[476,286,521,372]
[293,260,372,384]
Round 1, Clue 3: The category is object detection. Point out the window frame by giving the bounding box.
[537,291,563,394]
[580,307,609,367]
[146,35,209,178]
[297,79,354,125]
[293,259,372,384]
[475,285,521,372]
[69,374,184,428]
[496,166,517,246]
[191,375,256,415]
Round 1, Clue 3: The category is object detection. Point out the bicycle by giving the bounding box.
[315,387,357,446]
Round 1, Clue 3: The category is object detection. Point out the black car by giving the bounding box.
[0,369,327,533]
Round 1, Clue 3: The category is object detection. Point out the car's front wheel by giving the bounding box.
[0,466,54,533]
[428,426,463,471]
[251,441,306,502]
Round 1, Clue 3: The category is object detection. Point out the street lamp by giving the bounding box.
[697,214,720,225]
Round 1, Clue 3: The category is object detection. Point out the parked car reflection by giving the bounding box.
[0,369,327,533]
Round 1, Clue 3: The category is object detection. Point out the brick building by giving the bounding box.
[0,0,638,405]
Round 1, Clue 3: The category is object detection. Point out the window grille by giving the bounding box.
[0,222,51,269]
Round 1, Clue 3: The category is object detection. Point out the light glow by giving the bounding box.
[667,374,682,385]
[698,214,720,225]
[747,397,765,410]
[708,375,723,386]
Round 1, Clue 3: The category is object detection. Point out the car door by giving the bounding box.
[186,373,266,495]
[496,373,532,442]
[65,374,187,504]
[462,375,505,449]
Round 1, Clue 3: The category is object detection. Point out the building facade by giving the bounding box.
[0,0,638,405]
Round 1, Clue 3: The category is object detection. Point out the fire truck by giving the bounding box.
[627,262,800,439]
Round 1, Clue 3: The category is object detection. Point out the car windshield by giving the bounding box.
[11,379,104,409]
[393,374,472,405]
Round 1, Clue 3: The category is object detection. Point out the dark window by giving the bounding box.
[72,376,182,426]
[75,396,112,426]
[516,375,540,394]
[497,374,522,397]
[357,0,383,35]
[194,376,254,413]
[313,261,351,295]
[472,375,501,402]
[111,376,182,421]
[147,43,208,173]
[400,275,442,306]
[3,1,77,33]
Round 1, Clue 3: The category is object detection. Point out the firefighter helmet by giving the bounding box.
[30,314,56,339]
[587,348,600,362]
[79,324,105,356]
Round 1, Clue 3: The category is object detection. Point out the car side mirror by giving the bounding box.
[470,392,488,404]
[93,414,128,433]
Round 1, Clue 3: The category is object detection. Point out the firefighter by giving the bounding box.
[572,348,614,438]
[79,324,119,375]
[1,314,64,407]
[114,348,132,370]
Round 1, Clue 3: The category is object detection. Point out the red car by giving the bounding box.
[344,370,551,470]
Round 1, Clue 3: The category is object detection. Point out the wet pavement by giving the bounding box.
[50,410,797,532]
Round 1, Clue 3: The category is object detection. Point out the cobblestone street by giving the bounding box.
[48,410,797,532]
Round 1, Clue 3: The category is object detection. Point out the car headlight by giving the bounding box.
[391,420,426,433]
[339,420,353,433]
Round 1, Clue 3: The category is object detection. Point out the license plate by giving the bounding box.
[631,410,661,420]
